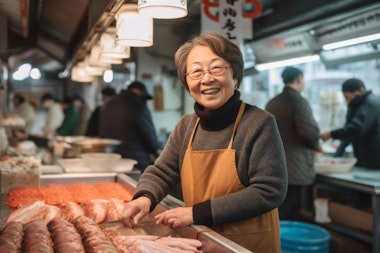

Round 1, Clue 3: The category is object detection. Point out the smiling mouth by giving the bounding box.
[202,88,219,95]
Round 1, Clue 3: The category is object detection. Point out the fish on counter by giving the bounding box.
[48,217,85,253]
[23,219,54,253]
[72,215,120,253]
[0,221,24,252]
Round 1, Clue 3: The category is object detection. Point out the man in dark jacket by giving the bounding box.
[266,66,321,220]
[321,78,380,169]
[99,81,160,172]
[86,87,116,136]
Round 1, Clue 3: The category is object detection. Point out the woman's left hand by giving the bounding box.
[154,207,193,228]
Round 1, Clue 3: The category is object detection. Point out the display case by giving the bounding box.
[1,173,252,253]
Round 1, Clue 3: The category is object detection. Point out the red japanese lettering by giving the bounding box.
[242,0,262,19]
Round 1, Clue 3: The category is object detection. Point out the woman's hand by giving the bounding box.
[120,196,151,227]
[154,207,193,228]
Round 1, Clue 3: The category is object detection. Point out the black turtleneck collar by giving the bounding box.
[194,91,242,130]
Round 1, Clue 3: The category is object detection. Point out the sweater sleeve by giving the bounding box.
[134,115,193,211]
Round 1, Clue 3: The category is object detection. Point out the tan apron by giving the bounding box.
[181,103,281,253]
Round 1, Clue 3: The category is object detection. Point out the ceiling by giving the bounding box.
[0,0,91,73]
[0,0,378,76]
[0,0,201,75]
[249,0,380,66]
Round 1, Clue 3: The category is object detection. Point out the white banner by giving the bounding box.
[201,0,263,46]
[219,0,242,46]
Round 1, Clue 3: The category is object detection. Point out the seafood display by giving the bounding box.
[0,173,251,253]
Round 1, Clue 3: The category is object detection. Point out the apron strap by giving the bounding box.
[187,117,200,149]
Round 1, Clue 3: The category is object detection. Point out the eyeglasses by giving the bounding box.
[186,65,231,80]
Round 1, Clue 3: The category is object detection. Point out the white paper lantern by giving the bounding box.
[71,63,95,83]
[84,56,109,76]
[116,4,153,47]
[90,44,123,65]
[138,0,187,19]
[100,27,131,59]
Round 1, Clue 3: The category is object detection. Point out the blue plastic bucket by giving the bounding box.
[280,221,330,253]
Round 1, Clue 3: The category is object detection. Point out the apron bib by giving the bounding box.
[181,103,280,253]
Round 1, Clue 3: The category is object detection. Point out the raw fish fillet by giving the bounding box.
[6,201,46,224]
[82,199,108,223]
[59,201,85,222]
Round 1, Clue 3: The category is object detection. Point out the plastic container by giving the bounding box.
[314,155,357,173]
[280,221,330,253]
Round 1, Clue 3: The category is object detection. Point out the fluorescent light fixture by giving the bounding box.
[255,55,320,71]
[322,33,380,50]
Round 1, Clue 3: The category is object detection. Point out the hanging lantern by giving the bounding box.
[84,56,109,76]
[100,27,131,59]
[71,63,95,83]
[138,0,187,19]
[116,3,153,47]
[90,44,123,65]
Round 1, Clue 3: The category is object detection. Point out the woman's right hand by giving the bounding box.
[120,196,151,227]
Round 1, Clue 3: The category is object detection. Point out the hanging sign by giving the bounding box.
[219,0,242,46]
[201,0,263,46]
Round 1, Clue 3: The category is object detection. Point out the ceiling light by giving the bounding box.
[100,27,131,59]
[90,44,123,65]
[103,70,113,83]
[71,63,95,83]
[84,57,109,76]
[138,0,187,19]
[30,68,41,80]
[255,55,320,71]
[116,3,153,47]
[322,33,380,50]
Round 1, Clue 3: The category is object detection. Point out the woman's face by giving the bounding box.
[186,45,236,110]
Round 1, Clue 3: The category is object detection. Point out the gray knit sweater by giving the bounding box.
[135,92,287,226]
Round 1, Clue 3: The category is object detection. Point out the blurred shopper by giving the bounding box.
[321,78,380,169]
[41,93,64,138]
[86,87,116,137]
[12,92,37,133]
[99,81,160,172]
[57,96,79,136]
[266,66,321,220]
[73,94,91,136]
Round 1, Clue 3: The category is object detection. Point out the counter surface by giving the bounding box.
[317,167,380,194]
[316,167,380,253]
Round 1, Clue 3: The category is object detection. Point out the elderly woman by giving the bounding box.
[121,31,287,252]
